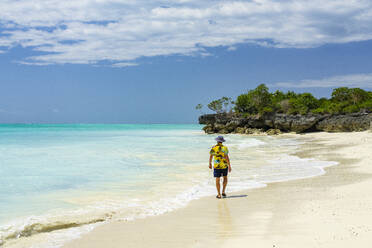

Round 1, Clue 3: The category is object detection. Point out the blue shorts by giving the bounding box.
[214,168,228,178]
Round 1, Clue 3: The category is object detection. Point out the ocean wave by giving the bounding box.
[0,179,266,247]
[0,213,108,246]
[236,138,266,149]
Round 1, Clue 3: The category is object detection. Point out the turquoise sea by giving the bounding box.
[0,124,337,247]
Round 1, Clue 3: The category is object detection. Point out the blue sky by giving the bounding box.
[0,0,372,123]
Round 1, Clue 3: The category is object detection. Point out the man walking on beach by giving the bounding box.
[209,136,231,199]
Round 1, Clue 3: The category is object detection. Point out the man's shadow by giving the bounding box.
[225,194,247,198]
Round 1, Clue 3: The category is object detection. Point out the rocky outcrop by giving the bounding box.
[199,112,372,134]
[316,113,372,132]
[198,113,232,125]
[273,114,327,132]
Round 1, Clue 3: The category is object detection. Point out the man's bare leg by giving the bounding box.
[216,177,221,197]
[222,176,228,195]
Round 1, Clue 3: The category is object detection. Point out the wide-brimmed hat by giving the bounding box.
[215,136,226,143]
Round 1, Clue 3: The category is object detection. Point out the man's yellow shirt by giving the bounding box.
[210,144,229,169]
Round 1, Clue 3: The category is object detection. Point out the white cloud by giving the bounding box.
[272,73,372,89]
[0,0,372,66]
[227,46,237,51]
[17,61,52,66]
[111,62,139,68]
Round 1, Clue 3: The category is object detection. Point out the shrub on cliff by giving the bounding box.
[235,93,256,113]
[329,87,371,114]
[287,93,320,115]
[207,97,234,114]
[207,99,223,114]
[360,91,372,112]
[271,90,288,113]
[202,85,371,116]
[235,84,272,114]
[311,97,330,114]
[332,87,369,105]
[235,85,321,115]
[360,100,372,112]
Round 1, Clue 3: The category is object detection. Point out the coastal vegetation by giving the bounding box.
[207,97,234,114]
[197,84,372,134]
[197,84,372,116]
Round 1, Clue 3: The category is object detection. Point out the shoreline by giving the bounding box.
[57,131,372,248]
[3,131,371,248]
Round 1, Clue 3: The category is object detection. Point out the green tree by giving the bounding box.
[195,103,203,114]
[284,91,298,99]
[359,91,372,112]
[331,87,350,103]
[272,90,298,113]
[235,93,256,113]
[222,85,370,116]
[360,99,372,112]
[288,93,319,115]
[207,97,235,114]
[311,97,332,114]
[207,99,223,114]
[250,84,272,112]
[330,87,370,113]
[343,104,360,113]
[271,90,286,107]
[278,99,291,113]
[220,97,234,113]
[349,88,370,105]
[234,84,272,114]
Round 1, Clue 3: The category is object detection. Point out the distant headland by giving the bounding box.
[197,84,372,134]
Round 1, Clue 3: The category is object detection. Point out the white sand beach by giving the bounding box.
[58,131,372,248]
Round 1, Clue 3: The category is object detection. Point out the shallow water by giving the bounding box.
[0,124,337,247]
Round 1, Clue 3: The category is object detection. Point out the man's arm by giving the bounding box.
[225,154,232,172]
[209,154,213,169]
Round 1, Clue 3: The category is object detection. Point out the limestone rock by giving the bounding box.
[234,127,246,134]
[198,114,216,125]
[218,128,229,134]
[202,124,214,134]
[199,112,372,134]
[245,128,265,135]
[225,121,238,132]
[273,114,292,131]
[273,114,324,133]
[213,123,225,132]
[266,129,282,135]
[246,115,266,129]
[289,115,324,133]
[316,113,372,132]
